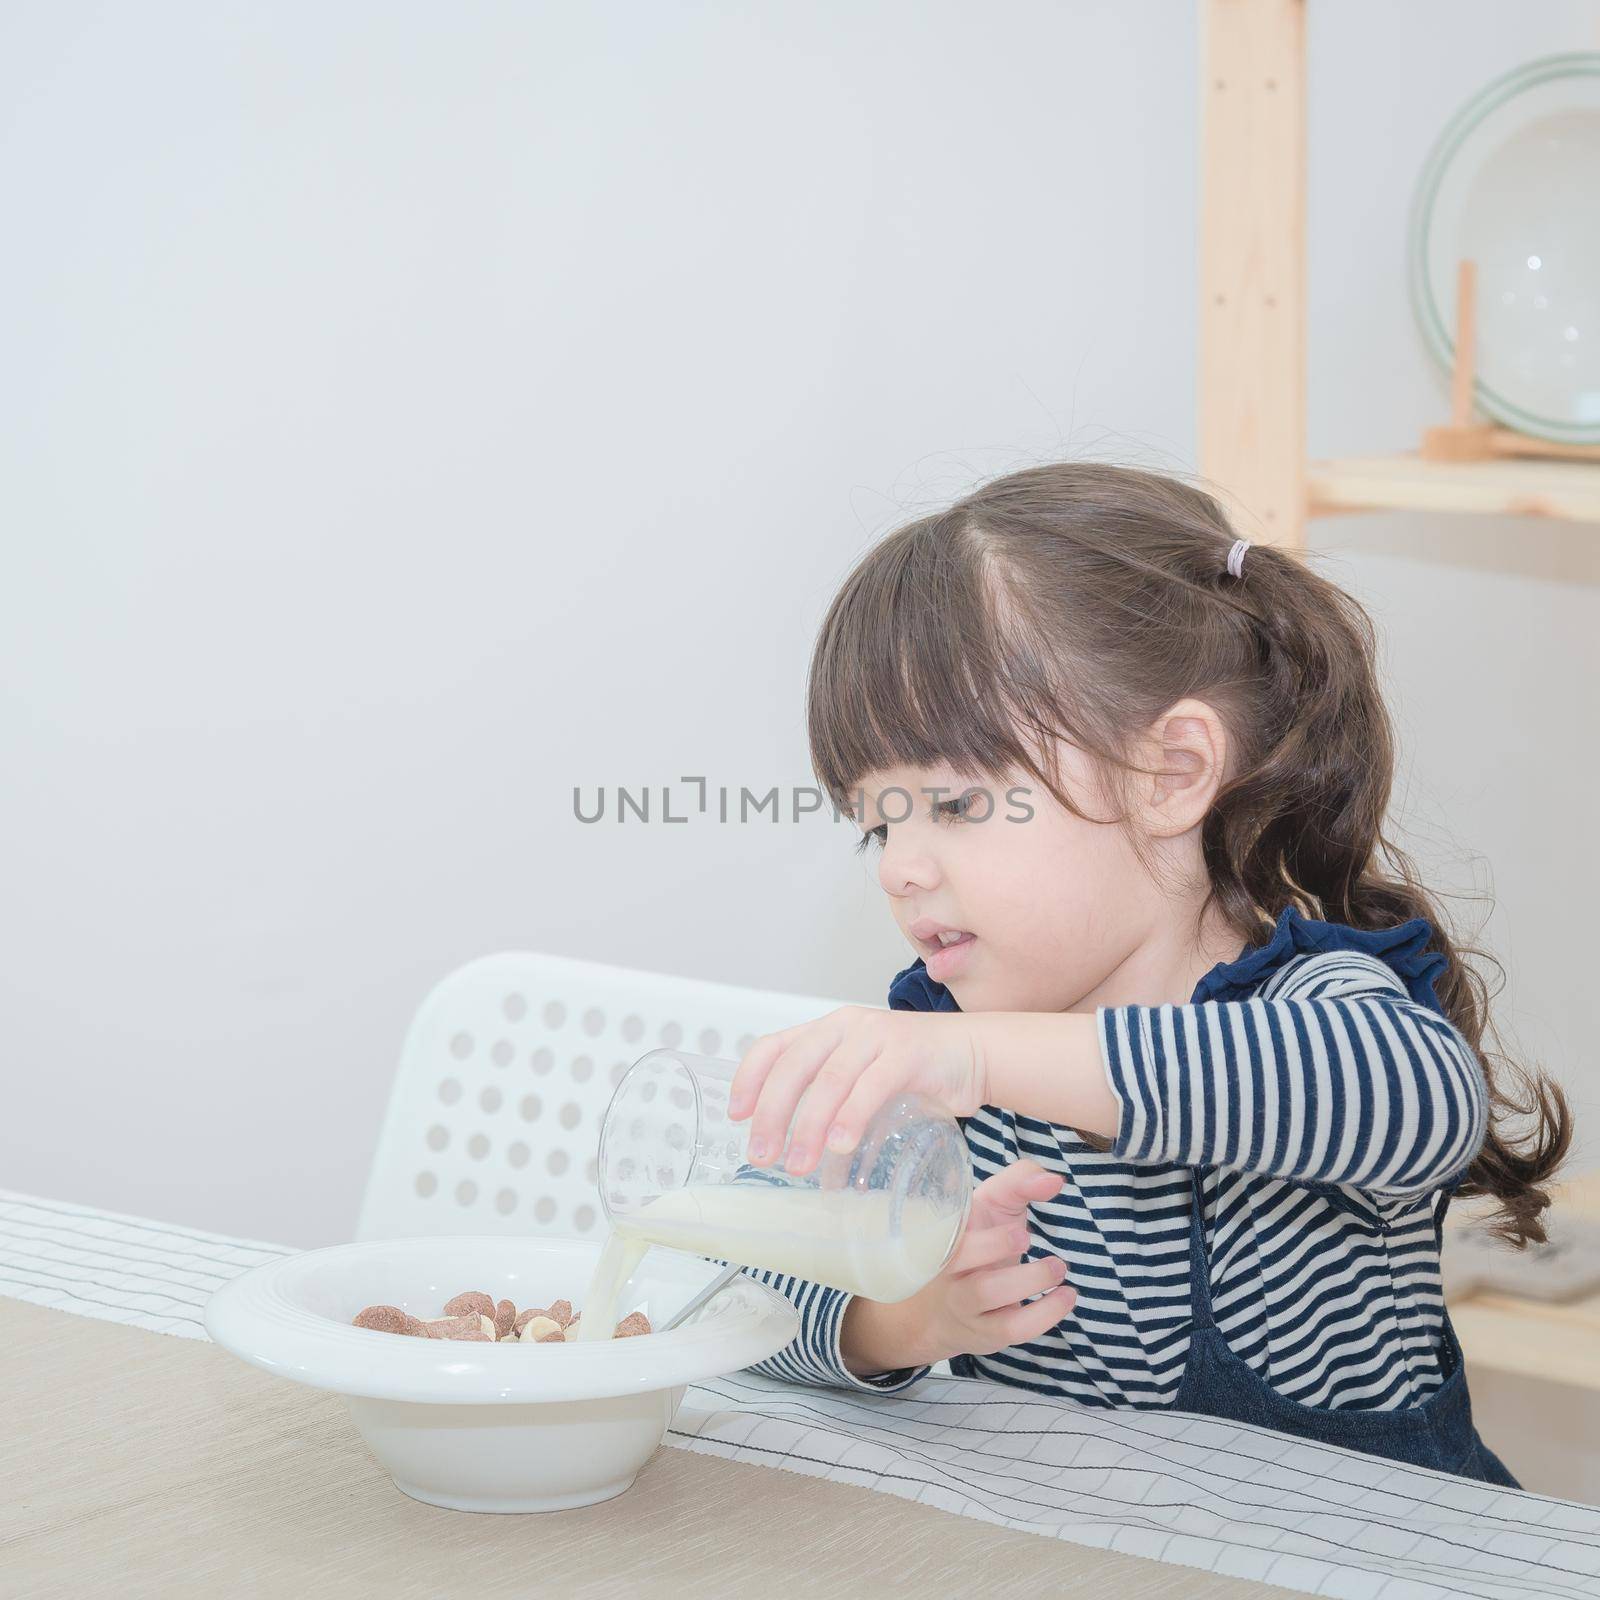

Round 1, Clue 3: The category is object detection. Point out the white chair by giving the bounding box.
[356,951,851,1243]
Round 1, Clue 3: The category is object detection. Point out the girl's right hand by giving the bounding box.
[840,1159,1075,1375]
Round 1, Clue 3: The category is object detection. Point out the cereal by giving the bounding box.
[443,1291,495,1319]
[425,1313,496,1341]
[352,1304,428,1337]
[351,1289,651,1343]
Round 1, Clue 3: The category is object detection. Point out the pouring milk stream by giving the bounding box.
[579,1049,971,1340]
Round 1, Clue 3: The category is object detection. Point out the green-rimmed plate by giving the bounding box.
[1409,53,1600,444]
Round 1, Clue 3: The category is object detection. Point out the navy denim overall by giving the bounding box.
[1172,1168,1519,1487]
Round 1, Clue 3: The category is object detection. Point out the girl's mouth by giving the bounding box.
[925,930,976,982]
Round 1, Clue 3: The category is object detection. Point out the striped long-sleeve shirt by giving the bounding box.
[739,906,1489,1414]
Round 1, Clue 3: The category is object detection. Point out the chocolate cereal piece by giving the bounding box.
[614,1311,651,1339]
[493,1299,517,1340]
[353,1304,420,1335]
[443,1291,495,1319]
[546,1299,574,1329]
[512,1307,545,1337]
[425,1313,495,1341]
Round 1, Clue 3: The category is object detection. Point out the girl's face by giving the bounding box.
[854,752,1175,1014]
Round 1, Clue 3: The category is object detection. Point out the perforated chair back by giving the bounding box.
[356,951,851,1242]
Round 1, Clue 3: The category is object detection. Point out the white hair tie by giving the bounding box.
[1226,538,1251,579]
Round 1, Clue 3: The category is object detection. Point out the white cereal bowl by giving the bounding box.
[203,1235,798,1513]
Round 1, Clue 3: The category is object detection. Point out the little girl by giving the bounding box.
[726,461,1569,1486]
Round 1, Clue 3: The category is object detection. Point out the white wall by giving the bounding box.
[2,0,1594,1249]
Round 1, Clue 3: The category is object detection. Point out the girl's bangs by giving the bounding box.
[806,521,1061,811]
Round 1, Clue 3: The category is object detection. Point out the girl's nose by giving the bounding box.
[878,835,940,898]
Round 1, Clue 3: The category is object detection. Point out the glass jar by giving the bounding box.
[596,1048,971,1302]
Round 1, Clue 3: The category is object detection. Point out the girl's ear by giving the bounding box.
[1140,698,1229,838]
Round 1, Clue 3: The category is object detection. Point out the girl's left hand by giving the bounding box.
[727,1008,992,1176]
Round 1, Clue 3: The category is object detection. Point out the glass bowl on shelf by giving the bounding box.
[1409,53,1600,445]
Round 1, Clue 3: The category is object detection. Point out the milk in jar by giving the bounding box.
[580,1048,972,1340]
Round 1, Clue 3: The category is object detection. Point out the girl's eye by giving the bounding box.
[855,792,975,854]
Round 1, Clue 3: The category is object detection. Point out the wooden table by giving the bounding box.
[1,1296,1283,1600]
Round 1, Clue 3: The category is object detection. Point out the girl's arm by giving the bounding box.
[987,951,1488,1200]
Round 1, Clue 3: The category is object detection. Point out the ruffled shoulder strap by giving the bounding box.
[1191,903,1449,1015]
[885,906,1449,1017]
[886,958,962,1013]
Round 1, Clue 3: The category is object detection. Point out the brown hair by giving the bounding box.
[807,461,1569,1244]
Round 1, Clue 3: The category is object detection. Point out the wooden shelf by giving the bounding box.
[1198,3,1600,542]
[1309,453,1600,524]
